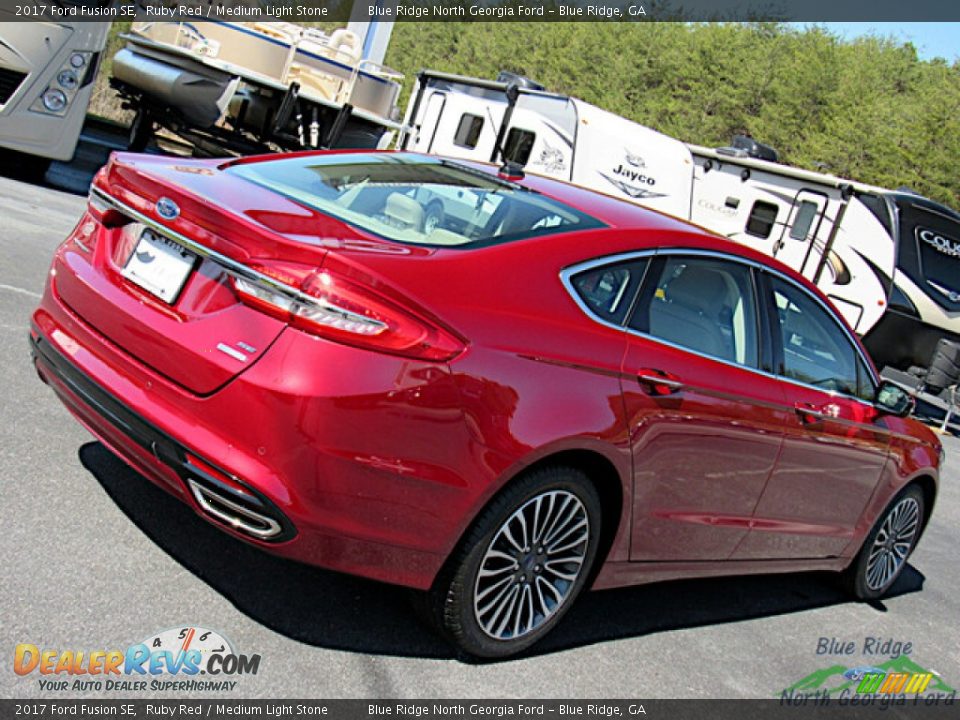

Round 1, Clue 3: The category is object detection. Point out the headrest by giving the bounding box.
[384,193,424,229]
[665,266,729,316]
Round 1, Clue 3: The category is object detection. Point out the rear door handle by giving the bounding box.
[637,369,684,395]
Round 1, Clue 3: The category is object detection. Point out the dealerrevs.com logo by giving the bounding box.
[14,626,260,693]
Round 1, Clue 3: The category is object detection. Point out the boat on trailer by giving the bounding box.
[111,21,404,156]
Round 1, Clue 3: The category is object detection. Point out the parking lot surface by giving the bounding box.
[1,173,958,699]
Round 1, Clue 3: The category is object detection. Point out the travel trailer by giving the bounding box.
[0,17,110,161]
[111,21,405,155]
[399,70,960,377]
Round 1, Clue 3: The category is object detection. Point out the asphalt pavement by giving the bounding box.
[1,171,958,700]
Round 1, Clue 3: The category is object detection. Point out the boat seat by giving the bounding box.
[328,29,362,63]
[287,63,343,102]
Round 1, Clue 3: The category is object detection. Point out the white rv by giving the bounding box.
[0,17,110,162]
[399,70,960,377]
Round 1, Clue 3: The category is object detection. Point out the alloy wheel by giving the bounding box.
[473,490,590,641]
[865,495,921,591]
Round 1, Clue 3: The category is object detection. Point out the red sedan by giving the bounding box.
[31,151,939,658]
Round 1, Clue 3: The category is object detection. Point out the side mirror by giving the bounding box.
[874,381,915,418]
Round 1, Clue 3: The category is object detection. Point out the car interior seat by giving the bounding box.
[650,266,735,361]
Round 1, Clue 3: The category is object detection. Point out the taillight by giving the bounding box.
[68,212,99,254]
[232,269,465,362]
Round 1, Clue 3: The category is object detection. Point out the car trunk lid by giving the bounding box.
[54,154,346,395]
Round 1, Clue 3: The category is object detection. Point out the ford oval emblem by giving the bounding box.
[156,197,179,220]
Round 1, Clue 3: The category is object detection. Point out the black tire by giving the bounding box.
[422,202,444,235]
[425,465,602,659]
[844,485,924,600]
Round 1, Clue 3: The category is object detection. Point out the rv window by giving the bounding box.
[454,114,484,149]
[789,200,819,240]
[502,128,536,166]
[746,201,779,238]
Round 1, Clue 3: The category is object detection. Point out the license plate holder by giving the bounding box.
[121,229,196,304]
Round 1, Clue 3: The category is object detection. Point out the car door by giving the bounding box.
[732,273,891,559]
[620,253,791,561]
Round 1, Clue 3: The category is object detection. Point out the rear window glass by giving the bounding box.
[226,153,603,248]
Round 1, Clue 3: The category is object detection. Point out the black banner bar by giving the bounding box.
[2,0,960,23]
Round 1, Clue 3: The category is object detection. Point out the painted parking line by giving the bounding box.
[0,283,41,299]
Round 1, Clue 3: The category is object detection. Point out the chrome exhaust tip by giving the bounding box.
[186,477,283,540]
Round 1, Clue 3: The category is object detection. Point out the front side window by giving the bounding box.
[630,257,759,368]
[771,277,873,399]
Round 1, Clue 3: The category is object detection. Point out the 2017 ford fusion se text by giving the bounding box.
[30,151,940,658]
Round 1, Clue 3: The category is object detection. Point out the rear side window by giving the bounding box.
[454,114,484,149]
[746,200,779,238]
[570,260,649,326]
[630,256,759,368]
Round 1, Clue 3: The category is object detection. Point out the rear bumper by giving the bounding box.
[31,334,297,543]
[30,296,462,590]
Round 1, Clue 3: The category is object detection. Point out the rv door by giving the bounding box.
[499,94,578,182]
[400,81,506,161]
[773,189,830,280]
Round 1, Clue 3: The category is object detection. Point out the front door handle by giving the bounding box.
[794,402,832,423]
[637,369,684,395]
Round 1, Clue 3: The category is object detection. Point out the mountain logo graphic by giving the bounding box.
[782,656,955,698]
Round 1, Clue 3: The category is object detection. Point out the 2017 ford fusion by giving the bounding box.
[31,151,940,658]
